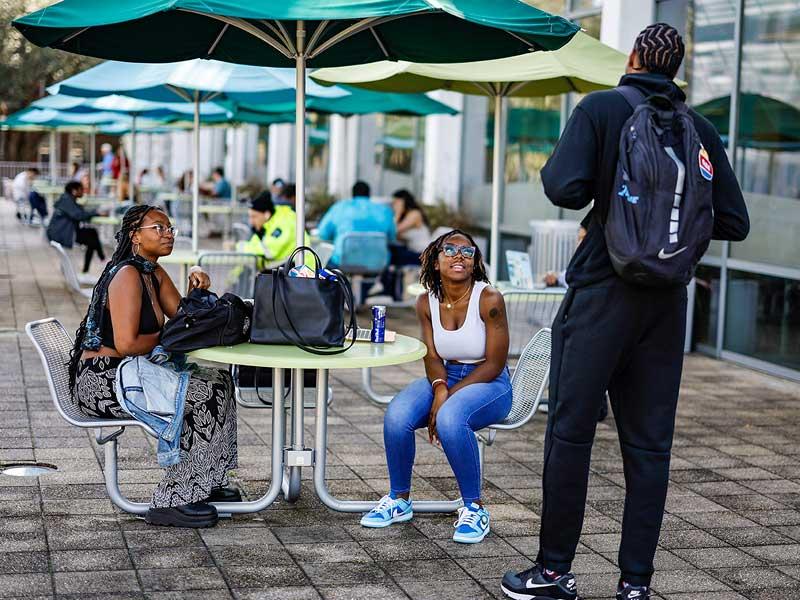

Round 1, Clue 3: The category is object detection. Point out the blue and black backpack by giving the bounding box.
[604,86,714,286]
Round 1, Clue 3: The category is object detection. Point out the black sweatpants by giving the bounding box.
[536,277,687,586]
[75,227,105,273]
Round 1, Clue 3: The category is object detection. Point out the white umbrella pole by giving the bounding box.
[489,94,507,283]
[130,115,137,202]
[49,130,57,185]
[192,93,200,253]
[89,127,96,195]
[295,21,307,257]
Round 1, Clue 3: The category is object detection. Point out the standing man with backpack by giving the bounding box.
[500,23,749,600]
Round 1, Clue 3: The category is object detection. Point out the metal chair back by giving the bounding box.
[50,241,92,298]
[502,288,565,358]
[198,252,259,298]
[24,318,147,432]
[232,222,251,243]
[312,241,334,268]
[338,232,389,274]
[493,327,551,430]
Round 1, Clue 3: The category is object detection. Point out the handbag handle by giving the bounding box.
[283,245,322,272]
[271,266,357,355]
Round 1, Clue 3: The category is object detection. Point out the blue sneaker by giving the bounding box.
[452,502,490,543]
[360,494,413,528]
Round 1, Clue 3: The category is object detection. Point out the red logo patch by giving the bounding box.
[699,147,713,181]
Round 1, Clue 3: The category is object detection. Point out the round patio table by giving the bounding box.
[187,336,461,515]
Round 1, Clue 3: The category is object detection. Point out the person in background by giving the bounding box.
[201,167,231,199]
[277,183,296,207]
[379,189,432,300]
[100,143,115,179]
[270,177,285,199]
[47,181,107,273]
[317,180,396,268]
[543,224,588,287]
[177,170,193,194]
[12,167,41,222]
[360,230,511,544]
[117,173,132,203]
[501,23,749,600]
[238,191,311,267]
[111,144,128,181]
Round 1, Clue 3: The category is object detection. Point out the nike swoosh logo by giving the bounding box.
[525,580,554,589]
[658,247,688,259]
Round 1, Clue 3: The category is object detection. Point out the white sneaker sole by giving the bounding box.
[500,583,581,600]
[360,510,413,528]
[452,526,489,544]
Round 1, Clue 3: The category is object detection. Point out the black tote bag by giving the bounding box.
[250,246,357,355]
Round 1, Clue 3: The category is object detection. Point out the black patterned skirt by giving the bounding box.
[75,356,238,508]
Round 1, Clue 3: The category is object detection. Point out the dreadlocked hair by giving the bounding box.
[67,204,158,393]
[633,23,685,79]
[419,228,488,302]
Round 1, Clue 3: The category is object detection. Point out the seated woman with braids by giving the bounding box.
[360,229,512,544]
[70,204,239,529]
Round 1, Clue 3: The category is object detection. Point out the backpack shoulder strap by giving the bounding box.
[615,85,647,111]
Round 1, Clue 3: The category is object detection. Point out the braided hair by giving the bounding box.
[419,228,488,302]
[67,204,159,392]
[633,23,685,79]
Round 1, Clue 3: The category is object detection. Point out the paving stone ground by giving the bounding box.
[1,202,800,599]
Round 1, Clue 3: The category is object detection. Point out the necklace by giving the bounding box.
[443,284,472,309]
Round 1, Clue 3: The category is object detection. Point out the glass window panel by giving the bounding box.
[724,270,800,372]
[374,115,422,175]
[571,0,603,11]
[727,0,800,269]
[693,264,721,348]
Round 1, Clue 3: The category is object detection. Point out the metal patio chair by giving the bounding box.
[25,318,154,515]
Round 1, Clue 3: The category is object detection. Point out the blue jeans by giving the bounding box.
[384,363,512,504]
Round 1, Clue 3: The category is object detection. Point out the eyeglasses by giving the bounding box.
[442,243,476,259]
[138,224,178,237]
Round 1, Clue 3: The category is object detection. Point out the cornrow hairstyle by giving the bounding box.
[67,204,160,392]
[633,23,685,79]
[419,228,489,302]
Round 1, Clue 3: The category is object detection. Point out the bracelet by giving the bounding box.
[431,378,447,391]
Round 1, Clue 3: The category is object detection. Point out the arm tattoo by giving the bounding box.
[489,305,506,331]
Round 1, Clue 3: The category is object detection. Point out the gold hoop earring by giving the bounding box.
[133,243,140,256]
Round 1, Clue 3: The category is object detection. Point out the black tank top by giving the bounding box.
[100,271,162,350]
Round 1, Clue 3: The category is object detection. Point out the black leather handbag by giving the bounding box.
[251,246,356,355]
[160,288,252,352]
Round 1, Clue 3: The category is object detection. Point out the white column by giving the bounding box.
[327,115,349,198]
[267,123,294,185]
[600,0,656,52]
[422,91,464,208]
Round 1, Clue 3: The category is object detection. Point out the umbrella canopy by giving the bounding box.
[32,93,232,121]
[694,93,800,144]
[14,2,579,67]
[2,107,136,129]
[228,86,458,118]
[313,31,624,280]
[15,0,578,283]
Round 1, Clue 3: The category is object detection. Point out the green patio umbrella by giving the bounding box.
[313,31,625,280]
[694,93,800,144]
[14,0,578,271]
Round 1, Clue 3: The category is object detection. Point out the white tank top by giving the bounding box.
[402,223,432,254]
[429,281,489,364]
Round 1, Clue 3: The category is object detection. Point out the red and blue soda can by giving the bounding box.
[371,305,386,343]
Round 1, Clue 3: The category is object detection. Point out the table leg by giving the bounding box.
[283,367,305,503]
[312,368,462,514]
[361,367,393,406]
[209,366,285,514]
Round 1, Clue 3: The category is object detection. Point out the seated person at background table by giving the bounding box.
[275,182,296,208]
[270,177,285,199]
[200,167,231,199]
[47,181,106,274]
[361,229,511,544]
[381,189,432,300]
[70,205,239,528]
[543,224,588,287]
[317,180,396,268]
[238,191,312,268]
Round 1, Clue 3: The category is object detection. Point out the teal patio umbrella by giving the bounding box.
[313,31,624,280]
[32,93,234,197]
[695,93,800,144]
[14,0,578,267]
[42,60,349,250]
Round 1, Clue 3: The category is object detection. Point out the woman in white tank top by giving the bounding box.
[360,230,512,544]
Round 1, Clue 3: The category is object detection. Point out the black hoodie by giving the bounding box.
[541,73,750,288]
